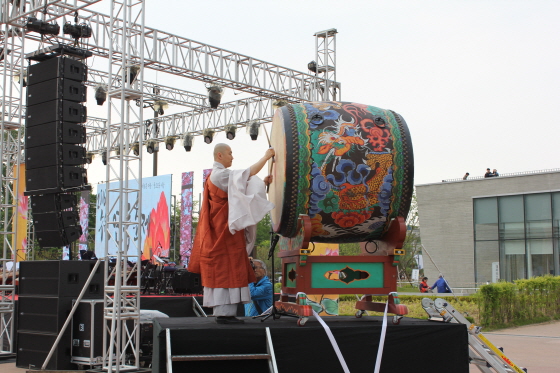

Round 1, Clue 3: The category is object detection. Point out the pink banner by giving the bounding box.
[202,168,212,185]
[78,190,90,250]
[180,172,194,266]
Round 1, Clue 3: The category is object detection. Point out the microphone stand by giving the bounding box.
[255,228,296,322]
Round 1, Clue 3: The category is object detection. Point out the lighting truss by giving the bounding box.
[18,6,338,102]
[86,96,275,152]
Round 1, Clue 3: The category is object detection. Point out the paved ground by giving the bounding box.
[1,320,558,372]
[469,321,560,373]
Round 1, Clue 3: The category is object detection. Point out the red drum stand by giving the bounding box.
[274,215,409,326]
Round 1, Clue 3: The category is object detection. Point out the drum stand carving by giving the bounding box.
[273,215,409,326]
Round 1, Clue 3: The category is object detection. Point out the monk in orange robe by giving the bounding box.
[188,143,274,324]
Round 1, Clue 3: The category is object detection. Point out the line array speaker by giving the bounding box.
[25,54,90,248]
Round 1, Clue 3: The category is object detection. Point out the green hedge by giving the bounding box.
[478,275,560,329]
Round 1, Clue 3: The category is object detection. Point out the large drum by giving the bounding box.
[269,101,414,243]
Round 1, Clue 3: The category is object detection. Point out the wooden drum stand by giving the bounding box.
[273,215,409,326]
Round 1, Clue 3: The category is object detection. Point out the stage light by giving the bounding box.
[132,142,140,156]
[13,68,27,87]
[85,152,94,164]
[153,100,168,115]
[224,124,236,140]
[26,17,60,36]
[63,22,92,40]
[272,99,288,111]
[207,84,224,109]
[101,150,107,165]
[95,85,107,106]
[146,140,159,154]
[183,133,194,152]
[164,137,175,150]
[203,128,215,144]
[247,120,260,141]
[308,60,317,73]
[126,64,141,84]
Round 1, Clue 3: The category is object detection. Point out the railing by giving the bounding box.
[397,281,481,295]
[440,168,560,183]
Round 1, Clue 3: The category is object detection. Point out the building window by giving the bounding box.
[474,192,558,284]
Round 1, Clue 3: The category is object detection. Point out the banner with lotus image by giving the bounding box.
[95,175,172,262]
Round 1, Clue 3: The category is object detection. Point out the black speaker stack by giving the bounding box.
[24,55,90,248]
[16,260,104,370]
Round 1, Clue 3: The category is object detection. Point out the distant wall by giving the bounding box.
[416,171,560,288]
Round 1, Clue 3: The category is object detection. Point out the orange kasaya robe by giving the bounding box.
[187,178,256,288]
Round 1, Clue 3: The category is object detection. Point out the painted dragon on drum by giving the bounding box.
[269,101,414,243]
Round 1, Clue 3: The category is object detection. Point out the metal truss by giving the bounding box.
[314,28,338,101]
[85,96,276,152]
[19,6,336,102]
[88,68,209,109]
[101,0,144,371]
[0,2,25,355]
[1,0,341,369]
[1,0,102,26]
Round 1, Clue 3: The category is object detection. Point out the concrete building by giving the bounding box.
[416,170,560,289]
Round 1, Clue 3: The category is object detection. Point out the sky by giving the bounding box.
[83,0,560,199]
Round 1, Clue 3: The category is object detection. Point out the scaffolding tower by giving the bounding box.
[0,0,340,369]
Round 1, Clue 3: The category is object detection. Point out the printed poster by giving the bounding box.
[95,175,172,262]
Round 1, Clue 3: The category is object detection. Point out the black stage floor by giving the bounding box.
[153,315,469,373]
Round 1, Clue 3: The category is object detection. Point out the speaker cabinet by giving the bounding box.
[26,99,87,126]
[26,143,86,169]
[19,260,104,298]
[171,270,202,294]
[27,56,87,85]
[18,296,73,334]
[35,228,82,248]
[31,193,76,213]
[25,122,86,148]
[27,77,87,106]
[26,165,88,194]
[16,330,76,370]
[33,210,79,232]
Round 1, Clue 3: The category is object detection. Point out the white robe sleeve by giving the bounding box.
[227,168,275,235]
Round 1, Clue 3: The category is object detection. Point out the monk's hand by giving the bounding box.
[264,175,273,186]
[265,147,275,160]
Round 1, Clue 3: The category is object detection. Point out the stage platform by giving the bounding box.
[153,316,469,373]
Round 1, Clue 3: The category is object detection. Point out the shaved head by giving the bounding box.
[214,143,234,168]
[213,143,230,159]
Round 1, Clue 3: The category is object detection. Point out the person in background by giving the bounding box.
[419,277,430,293]
[484,168,493,178]
[463,172,469,180]
[244,259,273,317]
[430,274,452,293]
[492,169,499,177]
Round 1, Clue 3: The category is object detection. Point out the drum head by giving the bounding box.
[269,107,287,233]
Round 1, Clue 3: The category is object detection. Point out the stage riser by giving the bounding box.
[152,317,469,373]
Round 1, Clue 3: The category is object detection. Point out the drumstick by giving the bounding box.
[262,122,271,147]
[262,123,274,192]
